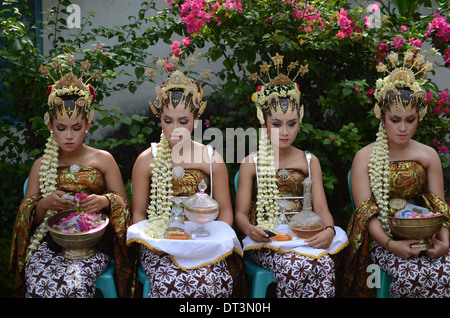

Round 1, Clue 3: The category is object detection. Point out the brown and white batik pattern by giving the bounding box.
[139,246,233,298]
[25,241,109,298]
[370,244,450,298]
[247,248,335,298]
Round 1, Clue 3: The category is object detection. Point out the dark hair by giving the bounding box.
[379,88,423,118]
[48,94,89,123]
[161,89,198,116]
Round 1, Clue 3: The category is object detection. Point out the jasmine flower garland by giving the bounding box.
[255,128,280,232]
[145,133,174,238]
[368,123,391,235]
[25,133,60,261]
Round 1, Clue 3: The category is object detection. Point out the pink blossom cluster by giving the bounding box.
[179,0,211,34]
[445,48,450,69]
[432,89,450,115]
[174,0,242,35]
[335,8,358,40]
[424,13,450,44]
[363,2,380,28]
[433,138,449,154]
[287,1,325,33]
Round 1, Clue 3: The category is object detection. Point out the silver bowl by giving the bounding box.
[46,210,109,259]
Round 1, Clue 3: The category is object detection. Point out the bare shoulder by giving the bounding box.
[133,145,155,173]
[239,154,256,177]
[412,140,441,167]
[85,146,117,167]
[353,143,374,165]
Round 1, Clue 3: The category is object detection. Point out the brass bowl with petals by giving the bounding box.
[46,210,109,260]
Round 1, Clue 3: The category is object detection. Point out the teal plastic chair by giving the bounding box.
[95,261,118,298]
[23,177,118,298]
[130,182,153,297]
[234,171,275,298]
[347,170,391,298]
[138,264,152,298]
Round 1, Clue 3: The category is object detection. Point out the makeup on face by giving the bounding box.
[161,105,195,145]
[266,107,299,147]
[384,107,418,142]
[50,115,88,151]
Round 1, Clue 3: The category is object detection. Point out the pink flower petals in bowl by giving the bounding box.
[52,211,106,233]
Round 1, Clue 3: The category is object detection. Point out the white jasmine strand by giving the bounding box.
[145,133,174,238]
[26,134,60,261]
[255,128,280,231]
[369,123,391,235]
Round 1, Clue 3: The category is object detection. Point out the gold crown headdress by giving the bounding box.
[39,54,101,124]
[250,53,309,124]
[145,56,210,117]
[373,50,432,121]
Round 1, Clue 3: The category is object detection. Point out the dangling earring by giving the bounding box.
[85,130,88,134]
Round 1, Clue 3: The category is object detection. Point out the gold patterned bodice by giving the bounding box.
[56,166,106,195]
[388,161,426,200]
[172,169,210,197]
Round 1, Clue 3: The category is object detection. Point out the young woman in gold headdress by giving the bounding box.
[130,59,244,298]
[9,55,135,298]
[343,50,450,298]
[235,54,348,298]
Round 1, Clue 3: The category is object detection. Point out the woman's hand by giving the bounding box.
[247,225,272,243]
[305,226,335,249]
[78,194,110,214]
[424,230,450,259]
[387,239,422,259]
[41,190,75,212]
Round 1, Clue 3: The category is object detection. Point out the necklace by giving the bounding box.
[61,146,85,176]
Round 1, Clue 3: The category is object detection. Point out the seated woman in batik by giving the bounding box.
[9,55,135,298]
[343,50,450,298]
[130,59,244,298]
[235,53,347,298]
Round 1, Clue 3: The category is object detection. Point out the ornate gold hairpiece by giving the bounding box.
[145,55,210,117]
[373,50,432,121]
[250,53,308,124]
[39,54,101,124]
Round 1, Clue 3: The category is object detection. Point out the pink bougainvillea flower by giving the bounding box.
[366,88,375,100]
[370,3,380,12]
[391,35,405,49]
[400,25,407,32]
[182,36,192,47]
[170,40,181,57]
[336,31,345,40]
[409,37,422,48]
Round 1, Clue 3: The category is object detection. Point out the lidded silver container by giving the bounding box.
[183,180,219,237]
